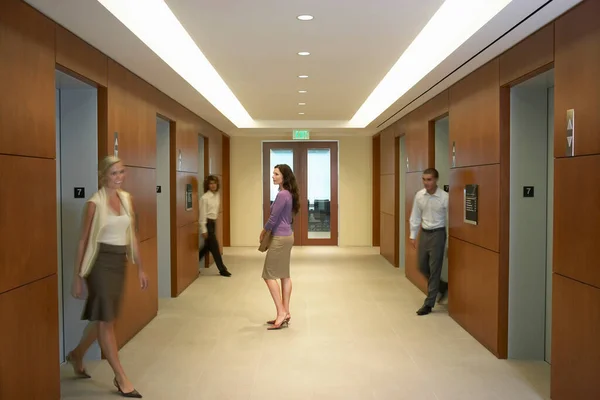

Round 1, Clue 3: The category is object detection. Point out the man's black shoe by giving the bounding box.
[416,305,432,316]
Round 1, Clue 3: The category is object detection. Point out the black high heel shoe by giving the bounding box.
[113,377,143,398]
[66,352,91,379]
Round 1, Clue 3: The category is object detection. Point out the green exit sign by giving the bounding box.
[292,130,310,140]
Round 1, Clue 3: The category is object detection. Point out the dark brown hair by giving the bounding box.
[203,175,220,193]
[274,164,300,215]
[423,168,439,179]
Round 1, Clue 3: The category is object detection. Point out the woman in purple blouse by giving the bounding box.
[260,164,300,330]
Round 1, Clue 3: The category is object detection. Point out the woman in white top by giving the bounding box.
[66,156,149,398]
[199,175,231,277]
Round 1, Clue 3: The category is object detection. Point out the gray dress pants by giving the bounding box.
[418,228,448,307]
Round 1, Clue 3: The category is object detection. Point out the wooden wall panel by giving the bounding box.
[448,165,500,252]
[380,213,395,266]
[379,128,396,265]
[175,171,199,228]
[0,155,57,294]
[380,128,395,175]
[0,275,60,400]
[175,122,199,173]
[55,25,108,87]
[404,110,429,173]
[448,237,501,356]
[207,126,223,175]
[449,59,500,167]
[499,23,554,86]
[404,172,427,293]
[123,166,157,243]
[0,0,55,159]
[222,134,231,246]
[107,60,156,169]
[380,174,395,216]
[372,135,381,246]
[554,0,600,158]
[554,155,600,288]
[551,274,600,400]
[175,223,200,296]
[115,237,158,348]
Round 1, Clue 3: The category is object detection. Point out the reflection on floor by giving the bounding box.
[60,247,550,400]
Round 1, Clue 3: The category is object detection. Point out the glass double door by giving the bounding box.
[262,141,338,246]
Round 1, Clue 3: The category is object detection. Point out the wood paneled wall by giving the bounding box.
[375,2,600,396]
[551,1,600,399]
[372,135,380,247]
[0,1,227,398]
[379,127,395,264]
[0,2,60,398]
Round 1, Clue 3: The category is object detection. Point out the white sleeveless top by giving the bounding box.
[97,208,131,245]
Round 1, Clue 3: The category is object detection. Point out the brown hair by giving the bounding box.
[203,175,220,193]
[274,164,300,215]
[423,168,439,179]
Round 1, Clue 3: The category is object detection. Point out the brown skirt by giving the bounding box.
[262,234,294,280]
[81,243,127,322]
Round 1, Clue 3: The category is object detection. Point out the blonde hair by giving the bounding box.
[98,155,122,187]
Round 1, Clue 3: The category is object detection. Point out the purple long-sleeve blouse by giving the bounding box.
[264,189,293,236]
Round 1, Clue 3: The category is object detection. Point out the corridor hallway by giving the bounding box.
[60,247,550,400]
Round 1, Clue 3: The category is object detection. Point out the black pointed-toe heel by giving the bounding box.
[66,352,91,379]
[114,378,143,398]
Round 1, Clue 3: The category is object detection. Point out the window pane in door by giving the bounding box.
[270,149,294,202]
[307,148,331,239]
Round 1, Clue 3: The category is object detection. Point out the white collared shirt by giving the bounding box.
[409,187,448,240]
[199,190,220,234]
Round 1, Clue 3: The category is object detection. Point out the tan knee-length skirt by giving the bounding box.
[81,243,127,322]
[262,234,294,280]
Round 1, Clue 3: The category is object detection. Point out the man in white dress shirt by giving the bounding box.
[409,168,448,315]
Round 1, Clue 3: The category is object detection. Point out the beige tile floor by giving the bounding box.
[60,247,551,400]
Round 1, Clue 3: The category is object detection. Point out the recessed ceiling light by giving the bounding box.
[298,112,305,115]
[298,90,307,93]
[297,51,310,56]
[298,75,309,79]
[297,15,313,21]
[298,103,306,106]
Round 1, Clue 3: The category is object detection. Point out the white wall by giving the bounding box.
[57,83,100,362]
[156,117,171,298]
[435,117,450,281]
[508,75,552,360]
[230,135,372,247]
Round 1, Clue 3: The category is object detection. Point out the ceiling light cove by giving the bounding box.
[297,15,314,21]
[349,0,514,128]
[297,51,311,56]
[96,0,254,128]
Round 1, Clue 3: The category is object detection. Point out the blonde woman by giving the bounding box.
[66,156,148,398]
